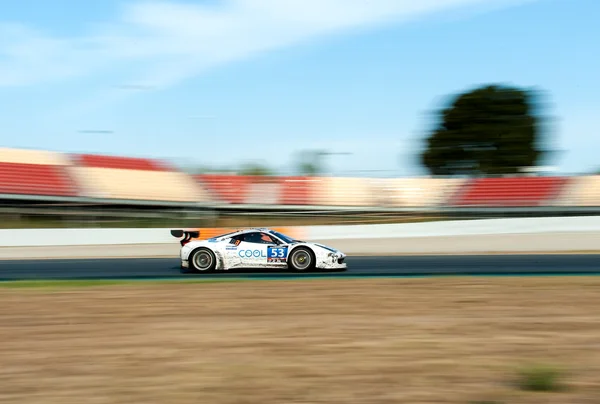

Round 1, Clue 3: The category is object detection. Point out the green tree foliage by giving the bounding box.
[294,149,326,176]
[184,165,232,175]
[421,84,547,176]
[238,162,274,176]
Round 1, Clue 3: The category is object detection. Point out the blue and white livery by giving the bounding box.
[170,228,347,273]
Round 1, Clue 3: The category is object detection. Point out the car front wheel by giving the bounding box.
[289,247,315,271]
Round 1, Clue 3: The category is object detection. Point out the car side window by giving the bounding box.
[242,232,275,244]
[229,235,243,245]
[259,232,279,244]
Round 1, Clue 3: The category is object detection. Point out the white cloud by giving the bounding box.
[0,0,537,89]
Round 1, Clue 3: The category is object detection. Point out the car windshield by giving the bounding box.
[269,230,297,244]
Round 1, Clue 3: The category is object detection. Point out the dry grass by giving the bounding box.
[1,277,600,403]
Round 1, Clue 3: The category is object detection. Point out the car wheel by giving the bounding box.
[189,248,216,273]
[289,247,314,271]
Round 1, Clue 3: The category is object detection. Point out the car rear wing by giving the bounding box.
[170,229,200,246]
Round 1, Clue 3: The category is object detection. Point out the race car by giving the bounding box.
[170,227,347,272]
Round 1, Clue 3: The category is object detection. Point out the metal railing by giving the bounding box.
[1,197,599,229]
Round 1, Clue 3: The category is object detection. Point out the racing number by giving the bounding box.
[267,247,288,262]
[270,248,286,258]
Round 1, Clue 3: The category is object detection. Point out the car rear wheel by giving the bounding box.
[289,247,314,271]
[189,248,216,272]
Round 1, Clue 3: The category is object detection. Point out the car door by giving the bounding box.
[234,231,274,268]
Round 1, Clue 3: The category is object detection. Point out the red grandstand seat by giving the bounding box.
[0,162,77,197]
[279,176,313,205]
[452,176,569,206]
[75,154,169,171]
[196,174,250,204]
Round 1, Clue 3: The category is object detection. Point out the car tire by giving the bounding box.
[189,248,216,273]
[288,247,315,271]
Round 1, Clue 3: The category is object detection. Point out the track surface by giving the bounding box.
[0,255,599,280]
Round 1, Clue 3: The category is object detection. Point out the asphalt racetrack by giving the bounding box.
[0,254,599,281]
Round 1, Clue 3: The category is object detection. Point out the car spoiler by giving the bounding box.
[170,229,200,246]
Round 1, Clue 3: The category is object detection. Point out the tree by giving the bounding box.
[420,84,548,176]
[238,162,273,176]
[294,149,326,176]
[184,165,233,175]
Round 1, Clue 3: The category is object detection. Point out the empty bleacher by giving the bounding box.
[197,175,318,205]
[451,176,570,206]
[0,146,596,210]
[554,175,600,206]
[70,154,210,203]
[311,177,377,206]
[244,176,281,205]
[0,148,77,197]
[386,177,467,207]
[196,174,251,204]
[279,176,315,205]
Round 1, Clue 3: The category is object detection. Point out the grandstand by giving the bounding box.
[450,176,570,207]
[196,174,316,205]
[386,178,467,207]
[555,175,600,206]
[0,147,599,227]
[0,148,77,198]
[69,153,210,203]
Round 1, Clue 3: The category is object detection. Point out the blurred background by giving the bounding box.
[0,0,598,229]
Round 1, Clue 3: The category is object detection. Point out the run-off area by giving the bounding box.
[1,277,599,403]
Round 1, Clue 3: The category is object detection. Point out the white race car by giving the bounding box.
[171,227,347,273]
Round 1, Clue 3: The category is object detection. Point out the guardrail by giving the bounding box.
[2,216,599,247]
[306,216,600,240]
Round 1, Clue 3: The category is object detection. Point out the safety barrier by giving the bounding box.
[1,216,598,247]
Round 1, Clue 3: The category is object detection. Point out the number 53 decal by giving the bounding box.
[267,247,288,260]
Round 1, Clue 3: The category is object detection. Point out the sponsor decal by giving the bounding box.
[238,249,268,258]
[267,247,288,263]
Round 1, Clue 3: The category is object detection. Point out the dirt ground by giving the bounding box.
[1,278,599,404]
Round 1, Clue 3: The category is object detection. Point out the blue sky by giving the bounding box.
[1,0,598,176]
